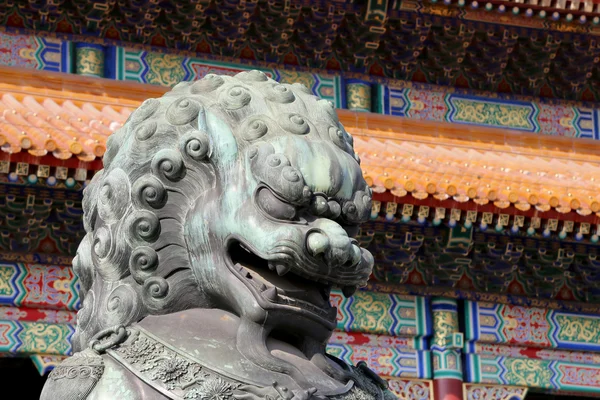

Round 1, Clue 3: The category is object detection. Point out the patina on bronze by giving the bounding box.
[41,71,396,400]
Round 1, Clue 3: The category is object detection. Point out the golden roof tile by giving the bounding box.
[1,66,598,216]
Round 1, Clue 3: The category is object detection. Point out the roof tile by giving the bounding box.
[0,87,127,161]
[355,135,600,216]
[1,74,598,216]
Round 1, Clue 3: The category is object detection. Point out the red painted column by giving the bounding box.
[433,378,463,400]
[431,298,464,400]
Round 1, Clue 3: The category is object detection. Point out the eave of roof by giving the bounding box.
[1,66,599,216]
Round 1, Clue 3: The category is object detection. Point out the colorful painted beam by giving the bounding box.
[466,354,600,394]
[0,263,79,311]
[327,329,432,379]
[468,342,600,365]
[330,330,427,351]
[0,306,77,325]
[106,46,344,108]
[327,343,431,379]
[464,299,600,395]
[330,289,431,338]
[376,82,598,139]
[0,320,73,356]
[0,32,72,73]
[465,300,600,351]
[367,280,600,315]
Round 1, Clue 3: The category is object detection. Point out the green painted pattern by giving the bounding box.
[466,354,600,393]
[446,97,537,131]
[432,350,462,380]
[553,313,600,347]
[331,289,431,337]
[116,47,342,107]
[0,320,74,355]
[143,51,186,86]
[75,46,104,77]
[502,357,553,389]
[346,82,372,112]
[0,266,15,296]
[468,355,554,388]
[431,298,462,381]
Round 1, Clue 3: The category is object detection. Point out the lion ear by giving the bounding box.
[204,110,239,167]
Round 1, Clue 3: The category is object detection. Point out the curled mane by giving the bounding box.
[72,82,214,350]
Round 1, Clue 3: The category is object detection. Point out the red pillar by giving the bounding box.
[433,378,463,400]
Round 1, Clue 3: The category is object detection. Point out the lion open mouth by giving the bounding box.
[227,240,338,327]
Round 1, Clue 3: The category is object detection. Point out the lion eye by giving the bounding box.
[256,187,297,221]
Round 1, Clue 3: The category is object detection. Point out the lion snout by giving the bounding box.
[305,226,363,271]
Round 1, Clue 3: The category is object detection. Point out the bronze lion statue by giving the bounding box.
[41,71,396,400]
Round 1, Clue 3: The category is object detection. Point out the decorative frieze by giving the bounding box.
[463,383,528,400]
[466,354,600,393]
[0,263,79,310]
[331,289,431,337]
[75,43,105,77]
[466,301,600,351]
[0,320,73,355]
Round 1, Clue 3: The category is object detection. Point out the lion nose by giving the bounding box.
[306,231,362,268]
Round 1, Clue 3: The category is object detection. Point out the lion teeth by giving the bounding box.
[268,262,276,271]
[276,264,290,276]
[263,287,278,301]
[274,293,336,320]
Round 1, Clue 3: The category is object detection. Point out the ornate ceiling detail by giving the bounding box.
[2,0,600,100]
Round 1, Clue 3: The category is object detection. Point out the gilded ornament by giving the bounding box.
[347,83,371,112]
[76,46,105,77]
[450,99,534,131]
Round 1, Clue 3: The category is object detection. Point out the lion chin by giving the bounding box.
[220,236,366,390]
[43,71,395,400]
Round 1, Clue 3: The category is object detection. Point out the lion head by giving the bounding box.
[72,71,374,386]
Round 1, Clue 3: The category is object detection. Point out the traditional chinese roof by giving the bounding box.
[1,66,599,217]
[356,129,600,216]
[2,68,600,307]
[2,0,600,101]
[0,67,142,161]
